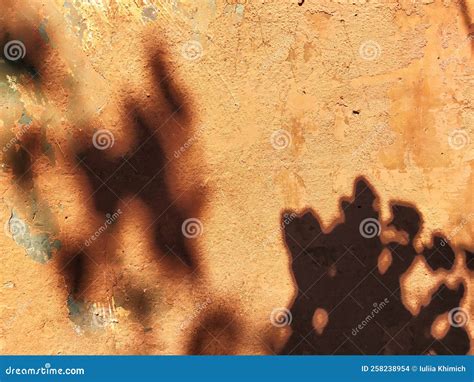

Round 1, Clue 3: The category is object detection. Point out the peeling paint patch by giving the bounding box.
[142,5,159,23]
[18,112,32,126]
[40,126,56,165]
[5,210,61,263]
[224,1,245,20]
[38,20,51,44]
[235,4,245,17]
[3,281,15,289]
[63,0,89,43]
[67,295,119,333]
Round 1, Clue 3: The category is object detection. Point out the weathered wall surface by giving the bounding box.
[0,0,472,354]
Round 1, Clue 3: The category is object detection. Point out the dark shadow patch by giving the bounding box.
[2,24,205,333]
[3,132,43,191]
[120,285,155,328]
[466,251,474,271]
[459,0,474,51]
[459,0,474,31]
[76,104,199,270]
[57,47,203,320]
[0,15,52,84]
[57,249,90,299]
[187,310,240,355]
[424,236,456,271]
[5,142,33,188]
[149,51,190,122]
[388,204,420,242]
[280,177,470,355]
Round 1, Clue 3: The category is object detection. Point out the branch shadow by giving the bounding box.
[280,177,470,355]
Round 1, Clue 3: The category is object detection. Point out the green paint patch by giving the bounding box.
[67,295,85,319]
[67,295,117,332]
[40,126,56,165]
[18,112,33,126]
[38,20,51,44]
[6,210,61,263]
[67,296,96,333]
[236,3,245,16]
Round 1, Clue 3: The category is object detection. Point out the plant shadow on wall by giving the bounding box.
[61,49,207,319]
[2,27,221,345]
[186,309,241,355]
[74,57,199,272]
[279,177,472,355]
[1,21,52,192]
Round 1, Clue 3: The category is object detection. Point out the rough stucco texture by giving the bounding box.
[0,0,473,355]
